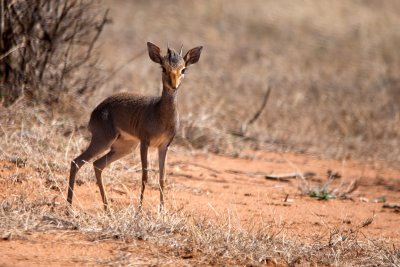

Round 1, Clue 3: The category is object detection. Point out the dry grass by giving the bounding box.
[1,191,399,266]
[296,170,359,200]
[1,108,399,266]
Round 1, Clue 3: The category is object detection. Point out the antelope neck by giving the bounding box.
[158,85,178,120]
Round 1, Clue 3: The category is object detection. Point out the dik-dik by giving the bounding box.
[67,42,203,211]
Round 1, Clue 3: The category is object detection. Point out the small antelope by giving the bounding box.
[67,42,203,211]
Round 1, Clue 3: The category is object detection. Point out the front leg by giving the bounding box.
[158,144,168,212]
[138,141,149,210]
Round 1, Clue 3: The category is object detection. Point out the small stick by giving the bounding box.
[226,169,315,182]
[171,160,221,174]
[265,172,316,180]
[284,194,289,202]
[225,169,267,176]
[241,86,271,134]
[383,204,400,209]
[0,42,25,61]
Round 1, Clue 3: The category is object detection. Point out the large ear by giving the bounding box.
[184,46,203,66]
[147,42,162,64]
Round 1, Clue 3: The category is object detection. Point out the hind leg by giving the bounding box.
[138,141,149,211]
[93,138,138,211]
[158,144,169,212]
[67,135,117,206]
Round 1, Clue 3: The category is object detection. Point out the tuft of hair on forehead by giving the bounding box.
[164,48,183,67]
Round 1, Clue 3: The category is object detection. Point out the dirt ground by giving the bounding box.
[0,149,399,266]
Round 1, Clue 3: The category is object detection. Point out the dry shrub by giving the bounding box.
[297,171,359,200]
[0,0,108,106]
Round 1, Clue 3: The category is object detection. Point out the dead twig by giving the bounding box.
[327,169,341,180]
[240,86,271,135]
[337,180,358,199]
[382,203,400,210]
[360,216,374,228]
[0,41,25,61]
[226,169,270,176]
[265,172,316,180]
[225,169,315,182]
[170,161,221,174]
[168,171,195,179]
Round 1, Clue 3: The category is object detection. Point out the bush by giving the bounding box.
[0,0,108,106]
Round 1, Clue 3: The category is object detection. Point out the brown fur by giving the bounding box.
[67,42,203,211]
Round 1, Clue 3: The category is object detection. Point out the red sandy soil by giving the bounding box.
[1,150,399,266]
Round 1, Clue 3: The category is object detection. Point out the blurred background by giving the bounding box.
[2,0,400,166]
[97,0,400,165]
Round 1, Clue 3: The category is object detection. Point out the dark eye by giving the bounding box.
[181,68,186,75]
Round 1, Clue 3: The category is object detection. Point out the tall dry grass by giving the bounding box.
[3,1,399,164]
[92,0,400,166]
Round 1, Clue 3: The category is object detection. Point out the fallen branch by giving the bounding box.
[265,172,316,180]
[170,161,221,174]
[225,169,270,176]
[168,171,195,179]
[225,169,315,182]
[383,203,400,210]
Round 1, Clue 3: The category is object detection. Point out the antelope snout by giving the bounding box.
[170,73,181,89]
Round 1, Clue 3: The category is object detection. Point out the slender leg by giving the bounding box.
[138,141,149,210]
[158,144,168,212]
[67,138,112,206]
[93,140,136,211]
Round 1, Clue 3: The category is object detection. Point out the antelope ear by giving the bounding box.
[184,46,203,66]
[147,42,162,64]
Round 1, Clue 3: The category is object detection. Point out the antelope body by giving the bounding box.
[67,42,203,211]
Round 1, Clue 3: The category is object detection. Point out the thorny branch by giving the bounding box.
[0,0,109,106]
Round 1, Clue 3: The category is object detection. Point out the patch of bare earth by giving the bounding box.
[0,232,205,266]
[0,150,399,265]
